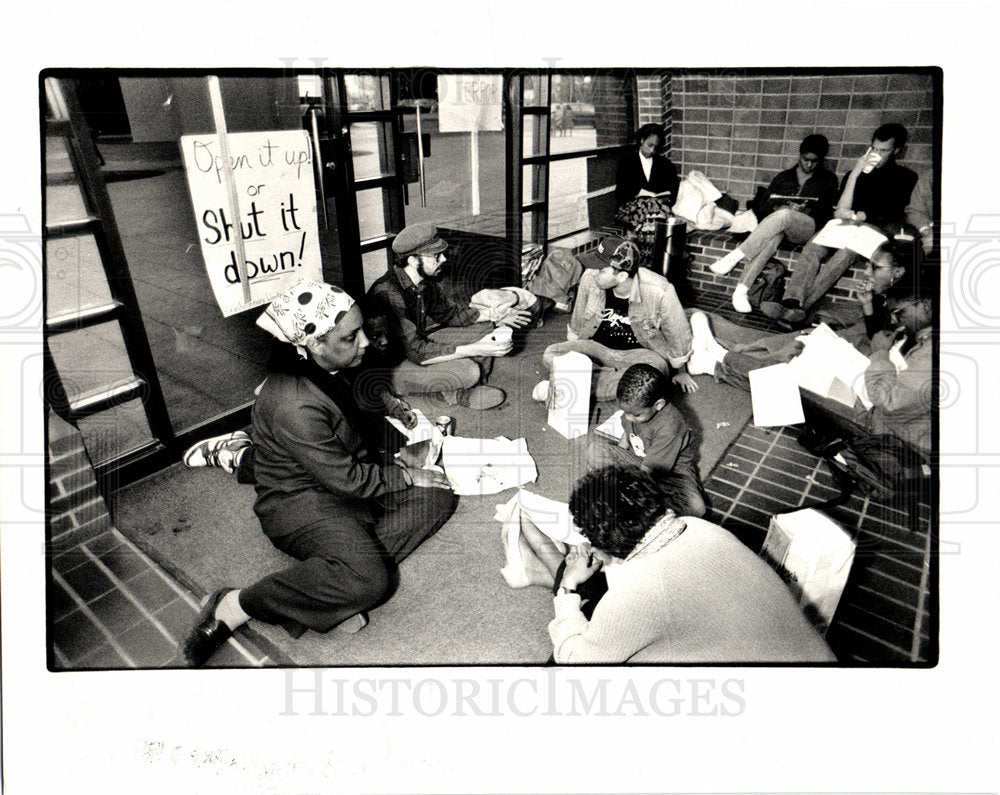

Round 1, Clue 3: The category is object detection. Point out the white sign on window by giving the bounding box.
[180,130,323,317]
[437,74,503,132]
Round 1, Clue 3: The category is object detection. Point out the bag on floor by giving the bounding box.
[746,259,787,310]
[524,249,583,313]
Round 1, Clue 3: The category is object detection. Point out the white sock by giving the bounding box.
[215,589,251,630]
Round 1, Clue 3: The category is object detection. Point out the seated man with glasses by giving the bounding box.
[710,134,839,313]
[538,235,696,402]
[367,223,535,410]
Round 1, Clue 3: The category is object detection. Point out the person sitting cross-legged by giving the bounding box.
[538,235,696,403]
[585,363,707,518]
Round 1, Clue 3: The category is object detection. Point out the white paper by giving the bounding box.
[787,323,872,409]
[810,218,889,259]
[594,409,625,440]
[494,489,587,547]
[748,363,805,427]
[761,509,857,631]
[547,351,593,439]
[440,436,538,496]
[386,407,439,444]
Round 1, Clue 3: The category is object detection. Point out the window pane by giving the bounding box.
[549,73,632,154]
[46,235,113,320]
[548,158,592,239]
[522,75,548,107]
[522,164,546,205]
[77,400,154,466]
[522,114,548,157]
[351,122,394,180]
[362,248,391,291]
[46,136,74,178]
[345,74,388,111]
[356,187,390,240]
[47,323,135,404]
[46,183,90,226]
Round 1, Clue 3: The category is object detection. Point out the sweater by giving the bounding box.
[548,517,836,663]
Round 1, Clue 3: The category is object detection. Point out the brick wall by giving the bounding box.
[48,410,112,554]
[670,71,936,205]
[591,73,634,147]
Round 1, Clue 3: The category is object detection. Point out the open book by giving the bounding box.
[810,219,888,259]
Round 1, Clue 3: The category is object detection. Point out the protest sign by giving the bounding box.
[437,74,503,132]
[180,130,322,316]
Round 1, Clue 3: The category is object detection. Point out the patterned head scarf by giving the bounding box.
[256,278,356,358]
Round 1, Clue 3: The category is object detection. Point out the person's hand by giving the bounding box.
[384,395,418,429]
[559,543,603,590]
[870,329,900,352]
[472,333,515,357]
[672,371,699,393]
[854,147,881,174]
[497,308,533,328]
[408,467,452,490]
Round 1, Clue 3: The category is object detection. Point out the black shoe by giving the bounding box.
[781,296,801,309]
[182,588,235,667]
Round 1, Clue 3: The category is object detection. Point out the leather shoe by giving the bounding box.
[182,588,235,667]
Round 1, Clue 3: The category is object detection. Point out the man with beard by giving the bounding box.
[367,223,532,410]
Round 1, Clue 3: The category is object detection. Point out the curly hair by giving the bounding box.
[616,363,668,408]
[568,465,673,558]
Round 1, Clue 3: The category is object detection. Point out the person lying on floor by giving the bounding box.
[710,133,839,313]
[366,222,537,411]
[537,235,696,403]
[181,278,456,668]
[586,363,707,517]
[501,464,835,664]
[685,282,932,455]
[770,122,919,323]
[183,300,418,479]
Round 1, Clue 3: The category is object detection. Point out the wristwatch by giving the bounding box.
[555,586,576,597]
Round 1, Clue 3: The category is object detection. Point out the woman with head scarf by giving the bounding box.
[182,279,456,667]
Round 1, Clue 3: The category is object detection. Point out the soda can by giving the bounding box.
[435,415,454,436]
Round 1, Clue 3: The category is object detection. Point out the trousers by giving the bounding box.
[735,208,817,287]
[390,323,494,396]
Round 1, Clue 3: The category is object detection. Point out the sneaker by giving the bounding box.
[183,431,251,474]
[687,312,728,376]
[531,380,550,402]
[709,249,745,275]
[457,385,506,410]
[731,283,752,313]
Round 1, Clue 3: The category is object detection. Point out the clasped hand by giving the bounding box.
[559,543,603,590]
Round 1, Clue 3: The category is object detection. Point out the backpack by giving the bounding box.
[799,427,932,506]
[524,249,583,312]
[746,258,787,309]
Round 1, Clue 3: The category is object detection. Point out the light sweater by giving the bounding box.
[548,517,836,663]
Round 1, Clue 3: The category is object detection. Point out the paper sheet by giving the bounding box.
[748,363,805,427]
[810,219,889,259]
[594,409,625,440]
[386,408,439,444]
[440,436,538,496]
[494,489,587,547]
[787,323,872,409]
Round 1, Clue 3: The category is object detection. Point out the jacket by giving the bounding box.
[567,267,692,369]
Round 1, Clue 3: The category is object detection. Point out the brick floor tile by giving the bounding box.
[47,580,77,622]
[124,568,183,613]
[52,609,105,664]
[94,544,149,582]
[60,560,115,603]
[75,642,131,670]
[153,597,199,642]
[88,589,146,636]
[117,620,178,668]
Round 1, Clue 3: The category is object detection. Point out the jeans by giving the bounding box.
[542,340,668,401]
[735,208,817,287]
[783,242,861,310]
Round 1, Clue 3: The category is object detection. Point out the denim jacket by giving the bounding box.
[567,268,692,369]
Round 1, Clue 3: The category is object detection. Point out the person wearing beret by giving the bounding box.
[182,279,456,667]
[366,222,534,410]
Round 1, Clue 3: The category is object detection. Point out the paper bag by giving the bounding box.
[760,508,856,633]
[547,351,592,439]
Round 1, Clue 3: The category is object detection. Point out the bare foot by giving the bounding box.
[500,514,556,589]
